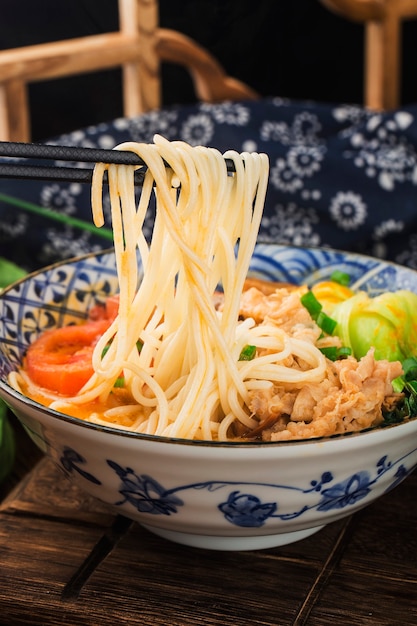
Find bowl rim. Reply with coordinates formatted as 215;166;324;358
2;239;415;296
1;243;417;449
2;376;416;448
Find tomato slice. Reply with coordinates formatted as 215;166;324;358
25;319;110;395
104;294;120;322
88;294;120;322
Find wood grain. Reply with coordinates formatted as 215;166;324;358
318;0;417;109
0;0;258;142
1;442;416;626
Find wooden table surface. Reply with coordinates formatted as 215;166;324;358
1;415;417;626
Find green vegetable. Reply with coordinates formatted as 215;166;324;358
319;346;352;361
239;345;257;361
391;357;417;394
300;290;323;318
311;282;417;424
300;290;338;336
383;363;417;424
312;280;355;314
331;290;417;362
330;270;351;286
316;311;337;335
0;192;113;241
403;356;417;381
104;340;143;388
0;257;26;290
0;257;25;483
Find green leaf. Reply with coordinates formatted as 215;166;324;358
0;257;26;289
402;356;417;381
0;192;113;241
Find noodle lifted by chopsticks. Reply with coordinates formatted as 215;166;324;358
49;135;327;440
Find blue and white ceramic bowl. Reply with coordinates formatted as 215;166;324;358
1;244;417;551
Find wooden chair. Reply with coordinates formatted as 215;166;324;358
0;0;258;142
319;0;417;110
1;0;417;142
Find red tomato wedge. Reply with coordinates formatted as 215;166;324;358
88;294;120;323
25;319;110;395
104;294;120;322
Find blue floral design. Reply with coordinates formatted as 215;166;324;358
107;460;183;515
385;464;410;492
218;491;277;527
106;451;417;528
60;447;102;485
307;471;333;492
317;471;371;511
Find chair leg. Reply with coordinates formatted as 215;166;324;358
0;80;31;143
119;0;161;116
365;15;401;109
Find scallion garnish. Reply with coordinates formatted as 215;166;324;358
337;346;352;358
316;311;338;335
330;270;351;286
300;289;337;335
319;346;352;361
300;290;323;318
239;345;257;361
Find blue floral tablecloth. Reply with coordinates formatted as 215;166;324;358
2;97;417;271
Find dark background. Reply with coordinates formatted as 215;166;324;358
1;0;417;141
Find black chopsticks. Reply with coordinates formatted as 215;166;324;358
0;162;147;185
0;141;147;185
0;141;149;164
0;141;236;185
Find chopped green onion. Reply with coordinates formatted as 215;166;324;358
316;311;337;335
239;345;257;361
103;339;142;359
319;346;352;361
319;346;337;360
301;289;338;335
330;270;351;286
337;346;352;358
113;377;125;388
300;290;323;318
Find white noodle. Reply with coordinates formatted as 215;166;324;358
15;135;343;441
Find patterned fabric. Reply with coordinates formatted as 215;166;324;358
1;97;417;271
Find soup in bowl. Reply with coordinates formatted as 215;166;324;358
0;244;416;551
